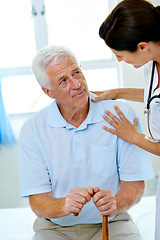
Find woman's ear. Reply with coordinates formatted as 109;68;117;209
137;42;149;52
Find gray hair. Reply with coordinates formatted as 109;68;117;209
31;45;79;89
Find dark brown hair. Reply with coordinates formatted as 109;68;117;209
99;0;160;52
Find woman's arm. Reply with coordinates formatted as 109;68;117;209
92;88;144;103
103;106;160;156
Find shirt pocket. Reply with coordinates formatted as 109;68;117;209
91;143;117;178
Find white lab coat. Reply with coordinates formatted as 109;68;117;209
144;61;160;240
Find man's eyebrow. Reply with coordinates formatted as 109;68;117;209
72;67;80;72
57;67;81;82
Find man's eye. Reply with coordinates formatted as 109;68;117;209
74;70;82;76
60;79;66;84
59;79;67;87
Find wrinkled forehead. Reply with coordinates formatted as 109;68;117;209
46;56;80;82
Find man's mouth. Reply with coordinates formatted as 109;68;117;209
72;90;84;98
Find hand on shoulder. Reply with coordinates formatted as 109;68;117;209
91;89;119;102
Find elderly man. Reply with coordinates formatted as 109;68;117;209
19;45;154;240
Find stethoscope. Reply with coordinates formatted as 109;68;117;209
144;61;160;142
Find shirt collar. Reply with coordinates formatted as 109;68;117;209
47;92;104;129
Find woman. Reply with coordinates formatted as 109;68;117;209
92;0;160;239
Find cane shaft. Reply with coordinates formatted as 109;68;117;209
102;216;109;240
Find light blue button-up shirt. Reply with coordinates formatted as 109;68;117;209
19;93;154;226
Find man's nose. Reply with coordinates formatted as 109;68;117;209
69;77;81;88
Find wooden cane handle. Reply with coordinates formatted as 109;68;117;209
73;213;79;216
102;216;109;240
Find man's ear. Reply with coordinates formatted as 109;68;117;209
42;86;54;98
137;42;149;52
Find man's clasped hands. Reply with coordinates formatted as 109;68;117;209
65;186;117;217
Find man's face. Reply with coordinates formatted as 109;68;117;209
43;57;89;112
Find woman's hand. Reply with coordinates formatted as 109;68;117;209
103;105;139;144
91;89;119;102
91;88;144;103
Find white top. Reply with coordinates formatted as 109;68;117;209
144;62;160;240
144;61;160;139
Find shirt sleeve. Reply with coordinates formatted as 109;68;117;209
19;119;52;198
116;102;154;181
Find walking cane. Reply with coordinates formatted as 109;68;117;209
102;216;109;240
73;190;109;239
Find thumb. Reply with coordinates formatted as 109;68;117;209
85;186;94;197
93;187;100;194
92;93;107;102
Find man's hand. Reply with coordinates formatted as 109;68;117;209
92;187;117;217
64;186;94;216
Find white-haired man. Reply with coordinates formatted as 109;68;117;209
19;45;154;240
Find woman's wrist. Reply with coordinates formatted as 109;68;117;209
131;131;144;146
